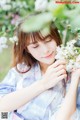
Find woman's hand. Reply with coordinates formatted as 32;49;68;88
41;60;67;90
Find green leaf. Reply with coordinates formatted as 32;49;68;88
52;4;66;18
21;12;53;32
2;26;6;32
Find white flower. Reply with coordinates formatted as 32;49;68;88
0;0;11;10
0;37;7;44
1;4;11;11
67;39;76;46
0;37;8;53
9;36;18;43
55;46;65;60
55;46;70;60
76;55;80;62
55;39;80;72
66;63;75;72
66;64;73;72
0;0;7;5
74;62;80;68
35;0;48;12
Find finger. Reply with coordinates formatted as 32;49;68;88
56;69;66;76
57;74;67;82
53;64;66;72
48;60;66;69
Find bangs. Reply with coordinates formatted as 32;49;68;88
26;31;53;46
25;25;62;46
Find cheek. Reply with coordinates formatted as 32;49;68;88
50;41;57;50
28;48;40;59
31;51;39;58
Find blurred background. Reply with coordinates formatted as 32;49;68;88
0;0;80;81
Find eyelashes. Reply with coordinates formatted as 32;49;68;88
32;45;39;48
32;39;52;48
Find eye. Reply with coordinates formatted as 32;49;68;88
32;45;39;48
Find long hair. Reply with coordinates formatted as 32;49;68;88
12;16;62;73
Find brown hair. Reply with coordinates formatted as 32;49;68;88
12;17;62;73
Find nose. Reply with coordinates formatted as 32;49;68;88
41;44;49;54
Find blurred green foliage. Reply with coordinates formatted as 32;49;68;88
0;43;12;81
0;0;80;81
0;0;35;38
0;1;80;43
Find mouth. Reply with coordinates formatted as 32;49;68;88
43;52;54;58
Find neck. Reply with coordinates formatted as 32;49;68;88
39;62;49;74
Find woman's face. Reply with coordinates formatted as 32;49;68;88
27;37;57;65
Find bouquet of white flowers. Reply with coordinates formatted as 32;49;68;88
0;37;8;53
55;39;80;72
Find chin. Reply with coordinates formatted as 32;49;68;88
44;59;55;65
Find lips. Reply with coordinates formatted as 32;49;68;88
43;52;53;58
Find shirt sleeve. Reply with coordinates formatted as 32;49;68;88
71;109;80;120
0;68;17;97
71;86;80;120
50;80;80;120
66;75;80;120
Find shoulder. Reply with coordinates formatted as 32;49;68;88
1;67;19;84
15;62;39;76
2;62;39;83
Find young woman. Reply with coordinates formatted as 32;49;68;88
0;12;80;120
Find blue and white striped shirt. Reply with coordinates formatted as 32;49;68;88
0;63;80;120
